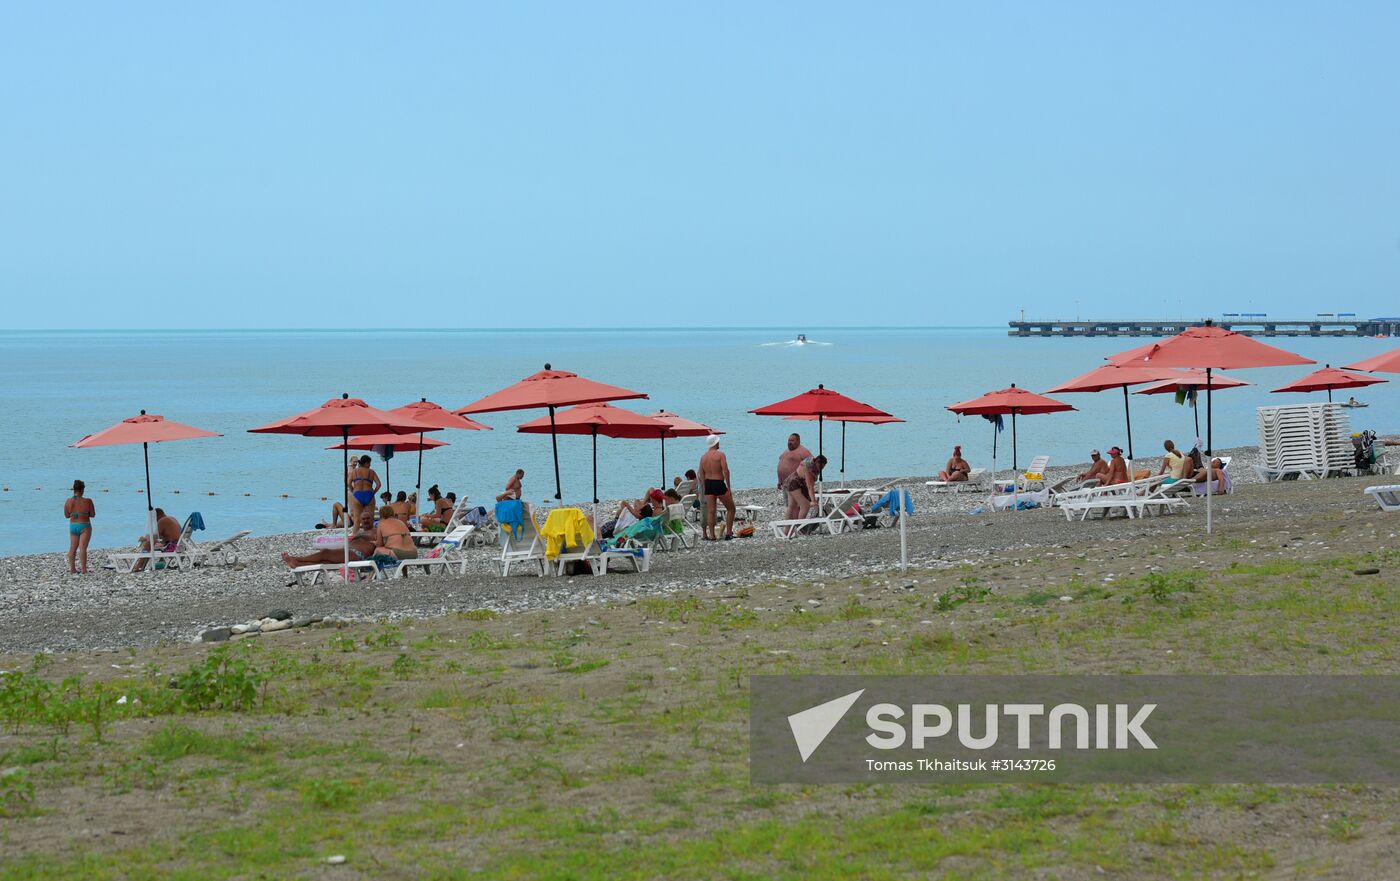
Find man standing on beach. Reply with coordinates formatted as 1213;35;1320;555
777;433;811;496
699;435;736;541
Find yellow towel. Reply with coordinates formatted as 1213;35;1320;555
540;507;595;559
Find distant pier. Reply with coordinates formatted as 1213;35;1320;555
1008;317;1400;338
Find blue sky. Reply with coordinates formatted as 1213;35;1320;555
3;2;1397;329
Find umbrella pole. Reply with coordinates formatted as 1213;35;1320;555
1327;386;1333;403
990;418;998;513
143;441;155;563
660;433;666;488
1123;385;1136;496
416;432;424;516
592;426;599;505
1206;370;1213;535
1012;411;1018;473
549;405;562;501
1193;394;1200;438
342;429;350;574
818;414;824;458
837;421;847;487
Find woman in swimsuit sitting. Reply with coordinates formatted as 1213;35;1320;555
372;506;418;561
784;455;828;521
281;510;379;569
938;446;971;482
64;479;95;574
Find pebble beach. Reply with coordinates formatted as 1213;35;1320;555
2;444;1382;655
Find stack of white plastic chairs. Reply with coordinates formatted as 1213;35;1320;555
1255;402;1354;481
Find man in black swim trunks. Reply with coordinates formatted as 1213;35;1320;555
697;435;737;540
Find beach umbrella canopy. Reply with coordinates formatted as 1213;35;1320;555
388;398;492;513
249;394;427;572
1342;348;1400;374
751;385;892;456
785;413;904;483
1272;365;1387;402
947;385;1073;473
1045;364;1185;461
457;365;648;500
1106;321;1313;534
648;411;723;488
329;433;450;499
517;403;669;503
72;411;222;556
1134;371;1251;438
328;434;449;451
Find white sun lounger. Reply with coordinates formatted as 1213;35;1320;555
496;508;547;577
289;559;378;586
188;530;252;566
108;516;198;573
1365;485;1400;512
926;468;988;493
1016;456;1051;492
392;525;477;577
1056;475;1188;521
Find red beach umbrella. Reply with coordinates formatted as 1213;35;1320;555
516;403;669;503
388;398;492;510
1272;365;1387;403
72;411;222;556
784;413;904;484
457;364;648;500
1341;348;1400;374
1106;321;1314;453
1045;364;1185;462
947;385;1073;474
648;410;723;488
751;385;892;456
329;433;451;499
1107;321;1313;533
250;394;427;572
1134;370;1251;439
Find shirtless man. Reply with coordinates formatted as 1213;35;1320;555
346;456;381;523
496;469;524;502
698;435;737;540
133;508;183;572
282;510;378;569
1104;447;1129;485
1078;450;1109;483
777;434;812;494
372;506;417;560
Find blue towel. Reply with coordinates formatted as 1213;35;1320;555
495;499;524;538
870;489;914;515
187;512;206;533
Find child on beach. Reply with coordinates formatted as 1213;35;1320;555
64;479;95;574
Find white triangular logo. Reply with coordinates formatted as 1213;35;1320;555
787;689;865;762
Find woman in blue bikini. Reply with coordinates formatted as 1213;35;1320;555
346;455;381;523
64;479;95;574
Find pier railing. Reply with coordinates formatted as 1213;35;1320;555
1008;319;1399;338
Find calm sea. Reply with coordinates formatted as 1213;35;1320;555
2;327;1394;558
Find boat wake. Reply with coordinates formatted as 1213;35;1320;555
761;334;833;348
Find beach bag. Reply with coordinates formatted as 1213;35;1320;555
736;522;754;538
600;518;618;539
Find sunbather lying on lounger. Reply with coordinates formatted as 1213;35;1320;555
1194;457;1228;494
281;510;379;569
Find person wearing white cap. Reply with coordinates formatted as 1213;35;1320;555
697;435;737;540
1078;450;1109;483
